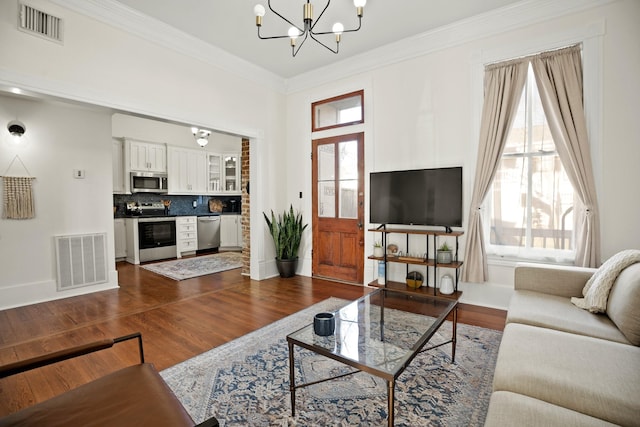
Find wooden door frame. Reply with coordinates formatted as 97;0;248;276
311;132;365;283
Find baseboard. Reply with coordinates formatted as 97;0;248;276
0;270;120;310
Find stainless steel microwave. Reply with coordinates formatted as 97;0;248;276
130;172;168;193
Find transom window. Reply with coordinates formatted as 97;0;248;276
312;90;364;132
484;64;576;262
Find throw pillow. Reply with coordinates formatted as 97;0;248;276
571;249;640;313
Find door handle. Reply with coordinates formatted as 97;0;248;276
357;222;363;230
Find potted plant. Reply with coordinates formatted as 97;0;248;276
373;241;384;258
437;241;453;264
263;205;308;278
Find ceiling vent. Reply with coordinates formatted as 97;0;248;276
18;2;63;43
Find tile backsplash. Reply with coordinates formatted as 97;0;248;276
113;193;241;217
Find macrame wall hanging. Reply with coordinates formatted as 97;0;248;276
2;155;36;219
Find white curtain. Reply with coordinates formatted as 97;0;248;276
531;45;601;267
462;59;528;282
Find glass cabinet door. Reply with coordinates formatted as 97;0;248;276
223;155;238;192
208;153;222;192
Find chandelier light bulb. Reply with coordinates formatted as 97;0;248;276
288;26;300;39
353;0;366;7
253;4;265;17
332;22;344;34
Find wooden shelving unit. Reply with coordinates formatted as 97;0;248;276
369;226;464;298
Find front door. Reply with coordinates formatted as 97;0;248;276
312;133;364;283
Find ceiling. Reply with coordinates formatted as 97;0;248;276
114;0;523;79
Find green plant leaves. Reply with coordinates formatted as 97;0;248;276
263;205;308;260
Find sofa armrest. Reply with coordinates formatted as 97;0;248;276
514;263;596;297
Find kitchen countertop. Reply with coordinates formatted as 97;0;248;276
115;212;241;219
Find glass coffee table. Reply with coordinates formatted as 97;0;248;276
287;288;458;426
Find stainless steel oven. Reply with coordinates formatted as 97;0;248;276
137;217;176;262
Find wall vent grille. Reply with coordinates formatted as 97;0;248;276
19;3;64;43
55;233;108;291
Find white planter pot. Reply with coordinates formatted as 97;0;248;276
373;246;384;258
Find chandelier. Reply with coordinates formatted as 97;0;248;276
253;0;367;57
191;127;211;147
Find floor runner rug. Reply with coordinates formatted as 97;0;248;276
162;297;502;426
142;252;242;280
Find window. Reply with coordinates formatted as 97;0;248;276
312;90;363;132
485;64;575;262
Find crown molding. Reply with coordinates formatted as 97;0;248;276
50;0;615;95
50;0;287;93
285;0;616;93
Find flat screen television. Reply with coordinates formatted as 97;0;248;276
369;166;462;231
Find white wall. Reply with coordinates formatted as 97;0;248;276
1;0;638;310
0;95;117;308
0;0;287;306
285;1;640;308
112;114;241;152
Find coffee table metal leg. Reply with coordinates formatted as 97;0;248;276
388;379;395;426
452;306;458;363
288;341;296;417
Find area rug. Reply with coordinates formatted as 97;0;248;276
142;252;242;280
161;297;502;426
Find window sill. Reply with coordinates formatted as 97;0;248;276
487;254;574;268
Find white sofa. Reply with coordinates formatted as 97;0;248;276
484;262;640;426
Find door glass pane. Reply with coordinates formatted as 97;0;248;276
339;180;358;219
339;141;358;180
318;144;335;181
318;182;336;217
318;144;336;218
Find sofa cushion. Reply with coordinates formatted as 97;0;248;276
484;391;618;427
506;290;630;344
607;262;640;345
493;323;640;427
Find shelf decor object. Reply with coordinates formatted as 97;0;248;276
406;271;423;289
368;225;464;299
440;274;454;295
253;0;366;57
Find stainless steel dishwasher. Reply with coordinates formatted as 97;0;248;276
197;215;221;251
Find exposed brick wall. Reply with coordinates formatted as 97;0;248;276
241;138;250;275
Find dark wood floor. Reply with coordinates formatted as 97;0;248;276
0;259;506;416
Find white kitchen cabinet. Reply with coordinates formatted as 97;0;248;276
114;218;127;259
176;216;197;257
168;147;207;194
207;152;241;195
207;153;222;193
127;139;167;173
220;214;242;249
223;154;240;193
112;139;125;193
124;218;139;265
